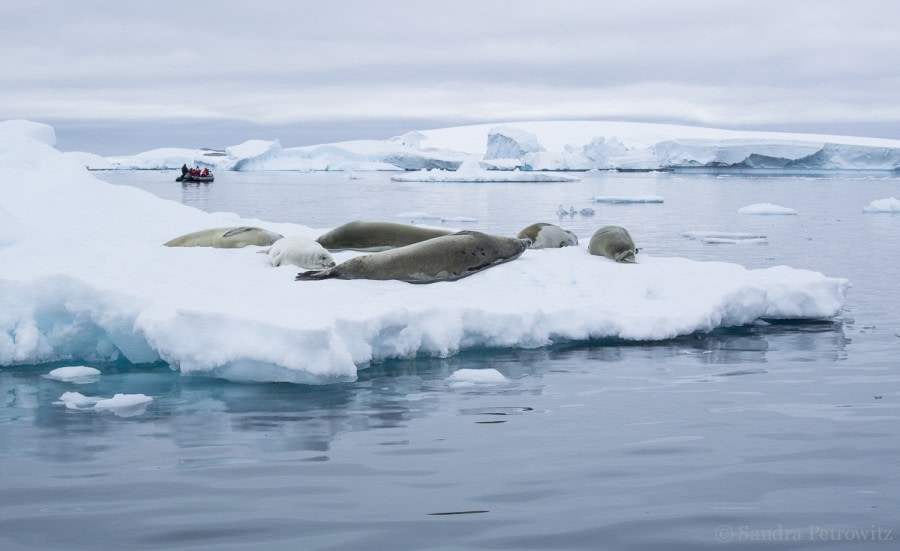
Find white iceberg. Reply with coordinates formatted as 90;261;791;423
0;121;851;384
81;120;900;173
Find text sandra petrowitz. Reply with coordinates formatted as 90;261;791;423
716;524;894;543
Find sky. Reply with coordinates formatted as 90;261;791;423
2;0;900;154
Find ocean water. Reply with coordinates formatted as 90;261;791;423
2;170;898;550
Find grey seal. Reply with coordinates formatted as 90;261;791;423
516;223;578;249
164;226;283;248
296;231;529;284
588;226;637;263
260;236;336;269
316;220;454;252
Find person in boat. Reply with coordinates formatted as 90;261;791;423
181;164;188;177
201;167;210;177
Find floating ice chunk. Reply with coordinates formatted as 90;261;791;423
702;237;769;245
862;197;900;213
593;195;664;204
447;368;508;388
395;211;442;220
391;163;577;182
579;208;596;216
46;366;101;383
57;391;100;409
682;231;767;240
56;392;152;417
94;393;153;410
737;203;797;215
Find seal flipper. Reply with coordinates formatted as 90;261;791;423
295;270;335;281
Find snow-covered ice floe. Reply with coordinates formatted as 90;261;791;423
1;120;851;384
71;120;900;173
862;197;900;213
737;203;798;215
594;195;665;204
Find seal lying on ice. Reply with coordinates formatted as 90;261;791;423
516;223;578;249
315;220;454;252
164;227;283;248
296;231;529;284
588;225;637;263
260;236;335;269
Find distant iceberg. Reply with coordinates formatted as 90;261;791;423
73;120;900;173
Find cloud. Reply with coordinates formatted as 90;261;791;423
2;0;899;142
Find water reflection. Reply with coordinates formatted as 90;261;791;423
0;317;851;463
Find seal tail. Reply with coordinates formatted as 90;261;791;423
295;269;335;281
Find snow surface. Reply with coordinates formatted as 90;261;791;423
1;121;851;384
862;197;900;213
737;203;798;215
74;121;900;173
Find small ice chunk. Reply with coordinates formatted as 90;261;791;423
737;203;797;215
593;195;664;204
93;393;153;410
395;211;441;219
862;197;900;213
447;368;508;388
57;391;101;409
46;366;101;383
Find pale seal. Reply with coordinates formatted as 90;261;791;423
296;231;529;284
164;227;283;248
315;221;454;252
516;223;578;249
260;236;336;269
588;225;637;263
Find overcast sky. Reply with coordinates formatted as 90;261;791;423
2;0;899;153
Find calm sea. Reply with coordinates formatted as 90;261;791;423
1;169;898;550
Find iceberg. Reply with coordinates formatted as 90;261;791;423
0;121;851;384
78;120;900;173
